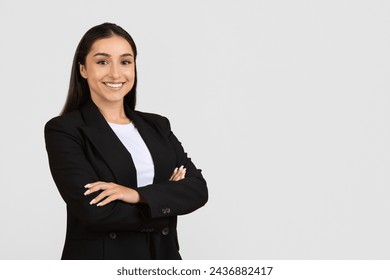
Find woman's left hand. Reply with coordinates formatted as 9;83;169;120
84;182;141;207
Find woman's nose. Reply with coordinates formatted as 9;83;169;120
109;63;120;79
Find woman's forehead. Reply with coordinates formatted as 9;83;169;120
89;35;134;56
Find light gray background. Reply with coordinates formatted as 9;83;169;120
1;0;389;259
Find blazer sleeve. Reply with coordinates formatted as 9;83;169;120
136;116;208;219
44;116;166;232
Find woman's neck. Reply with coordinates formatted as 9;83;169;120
93;99;131;124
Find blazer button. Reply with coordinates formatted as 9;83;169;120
162;227;170;236
141;228;155;233
162;208;171;214
109;232;117;239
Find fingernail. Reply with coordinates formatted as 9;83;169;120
89;199;95;205
96;203;102;207
84;190;90;195
84;184;90;189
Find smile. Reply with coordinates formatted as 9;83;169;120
104;82;124;89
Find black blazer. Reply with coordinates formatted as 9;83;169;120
44;100;208;260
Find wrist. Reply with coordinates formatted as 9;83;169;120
132;189;144;203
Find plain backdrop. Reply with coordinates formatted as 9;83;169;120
1;0;390;259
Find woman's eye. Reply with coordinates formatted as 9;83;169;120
122;60;132;65
97;60;108;65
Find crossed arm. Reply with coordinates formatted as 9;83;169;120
45;113;207;229
83;166;187;207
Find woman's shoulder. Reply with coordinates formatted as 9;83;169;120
134;110;170;124
133;110;172;131
134;110;167;121
45;110;84;132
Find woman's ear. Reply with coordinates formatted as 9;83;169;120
79;63;87;79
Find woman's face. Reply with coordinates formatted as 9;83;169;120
80;35;135;106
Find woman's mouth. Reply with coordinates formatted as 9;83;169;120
104;82;124;89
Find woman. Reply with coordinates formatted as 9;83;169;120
44;22;208;260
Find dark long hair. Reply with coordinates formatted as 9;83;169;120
61;23;138;115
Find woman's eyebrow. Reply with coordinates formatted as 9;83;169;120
121;53;133;57
93;52;110;57
93;52;133;57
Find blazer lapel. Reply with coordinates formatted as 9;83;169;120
126;108;174;184
80;101;138;188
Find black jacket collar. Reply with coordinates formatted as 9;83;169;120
79;100;168;187
80;100;138;187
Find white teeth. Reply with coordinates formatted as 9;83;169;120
105;82;123;88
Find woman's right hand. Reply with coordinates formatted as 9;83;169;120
169;165;186;181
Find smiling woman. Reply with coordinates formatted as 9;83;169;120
79;36;136;116
44;23;208;260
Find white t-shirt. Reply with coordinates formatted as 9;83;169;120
108;122;155;187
